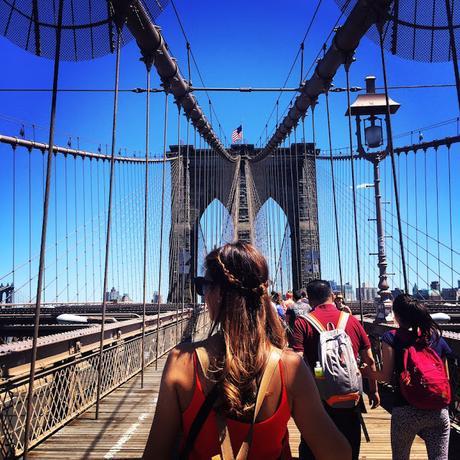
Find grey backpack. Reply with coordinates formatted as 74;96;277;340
302;311;362;408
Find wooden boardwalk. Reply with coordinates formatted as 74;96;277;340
30;356;428;460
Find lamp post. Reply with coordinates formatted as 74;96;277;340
346;76;400;322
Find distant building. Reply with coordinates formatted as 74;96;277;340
415;289;429;300
441;288;460;301
329;280;339;292
429;281;441;300
342;283;354;302
152;291;163;303
105;287;120;302
121;293;132;303
356;283;378;302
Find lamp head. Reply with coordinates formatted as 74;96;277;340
364;116;383;148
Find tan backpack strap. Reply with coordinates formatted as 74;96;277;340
216;347;282;460
195;346;210;378
337;311;350;331
302;313;325;333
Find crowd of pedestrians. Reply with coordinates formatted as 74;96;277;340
145;242;452;460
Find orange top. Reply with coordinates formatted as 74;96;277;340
181;352;292;460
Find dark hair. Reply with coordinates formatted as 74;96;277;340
204;242;286;418
306;280;332;306
392;294;441;343
293;289;306;302
271;291;280;304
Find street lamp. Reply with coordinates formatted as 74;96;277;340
346;76;400;322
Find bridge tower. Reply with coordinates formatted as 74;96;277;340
167;142;321;302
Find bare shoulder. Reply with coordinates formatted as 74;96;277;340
281;348;303;366
280;349;305;381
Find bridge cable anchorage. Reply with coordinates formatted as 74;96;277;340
344;53;364;324
23;0;64;456
96;22;122;421
155;92;169;370
325;86;344;292
376;19;408;293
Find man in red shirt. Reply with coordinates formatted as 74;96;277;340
289;280;380;460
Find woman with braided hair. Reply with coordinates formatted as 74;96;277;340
144;242;350;459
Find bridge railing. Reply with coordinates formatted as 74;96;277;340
0;308;209;458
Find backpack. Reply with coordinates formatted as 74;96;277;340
399;340;451;410
302;311;362;409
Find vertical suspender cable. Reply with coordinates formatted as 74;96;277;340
293;129;302;289
90;159;96;301
345;61;364;324
447;145;454;288
82;142;88;302
141;63;152;388
435;148;441;288
54;145;58;301
414;153;419;289
302;117;315;279
155;92;169;370
23;0;64;455
176;106;182;334
183;115;190;325
311;101;321;277
12;146;16;302
74;154;79;303
424;150;429;289
325;90;344;290
95;23;122;419
377;23;408;293
29;148;32;302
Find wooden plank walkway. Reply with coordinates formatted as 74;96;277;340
30;356;428;460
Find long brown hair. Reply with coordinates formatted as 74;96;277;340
204;242;286;418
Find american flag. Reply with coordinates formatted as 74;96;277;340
231;125;243;143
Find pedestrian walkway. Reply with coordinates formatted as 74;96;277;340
30;354;427;459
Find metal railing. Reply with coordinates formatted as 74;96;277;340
0;309;208;458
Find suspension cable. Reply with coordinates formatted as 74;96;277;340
377;21;408;293
95;24;122;419
23;0;64;456
155;92;169;369
344;59;364;324
325;89;344;290
141;62;152;388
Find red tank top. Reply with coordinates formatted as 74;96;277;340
181;352;292;459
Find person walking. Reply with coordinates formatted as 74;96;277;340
289;280;380;460
144;243;351;460
361;294;452;460
334;292;352;314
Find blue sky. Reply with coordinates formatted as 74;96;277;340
0;0;459;302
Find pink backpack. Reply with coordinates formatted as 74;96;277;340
399;342;451;410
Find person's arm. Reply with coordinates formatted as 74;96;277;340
289;317;306;358
287;353;352;460
359;347;380;409
361;342;394;383
143;348;184;459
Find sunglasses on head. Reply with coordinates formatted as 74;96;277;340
194;276;213;296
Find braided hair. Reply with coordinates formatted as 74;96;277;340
204;242;285;418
